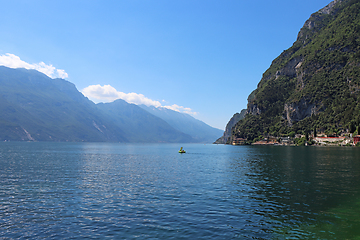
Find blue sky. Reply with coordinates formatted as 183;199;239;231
0;0;333;130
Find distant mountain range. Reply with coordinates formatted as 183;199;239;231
216;0;360;144
139;105;223;143
0;66;222;142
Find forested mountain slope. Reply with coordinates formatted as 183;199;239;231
228;0;360;142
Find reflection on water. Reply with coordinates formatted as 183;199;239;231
234;146;360;239
0;142;360;239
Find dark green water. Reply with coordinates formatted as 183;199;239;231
0;142;359;239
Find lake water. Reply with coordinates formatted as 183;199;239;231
1;142;360;239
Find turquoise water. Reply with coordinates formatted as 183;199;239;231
1;142;360;239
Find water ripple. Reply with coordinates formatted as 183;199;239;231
1;143;360;239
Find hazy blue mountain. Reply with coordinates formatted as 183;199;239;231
139;105;223;143
0;66;194;142
97;100;194;143
0;66;124;142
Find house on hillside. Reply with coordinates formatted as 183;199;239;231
280;137;292;145
252;136;278;145
354;135;360;145
313;136;345;145
232;138;247;145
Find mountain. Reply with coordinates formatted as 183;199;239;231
214;109;246;144
139;105;223;143
223;0;360;142
97;100;194;143
0;66;122;142
0;66;193;142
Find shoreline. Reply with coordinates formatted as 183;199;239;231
230;135;359;147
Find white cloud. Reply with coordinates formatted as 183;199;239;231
163;104;198;115
82;84;197;115
0;53;68;79
82;84;162;107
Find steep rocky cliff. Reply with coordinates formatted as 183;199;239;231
215;109;246;144
225;0;360;141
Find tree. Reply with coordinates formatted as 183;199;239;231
349;121;356;133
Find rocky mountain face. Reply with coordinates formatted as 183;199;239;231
224;0;360;141
0;66;219;143
214;109;246;144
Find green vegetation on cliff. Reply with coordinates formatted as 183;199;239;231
232;0;360;141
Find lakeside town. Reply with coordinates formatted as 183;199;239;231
232;134;360;146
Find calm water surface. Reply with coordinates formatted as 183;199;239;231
1;142;360;239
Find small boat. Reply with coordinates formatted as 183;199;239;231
179;147;186;153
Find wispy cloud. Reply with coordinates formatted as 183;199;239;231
82;84;162;107
0;53;68;79
82;84;197;115
163;104;197;115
